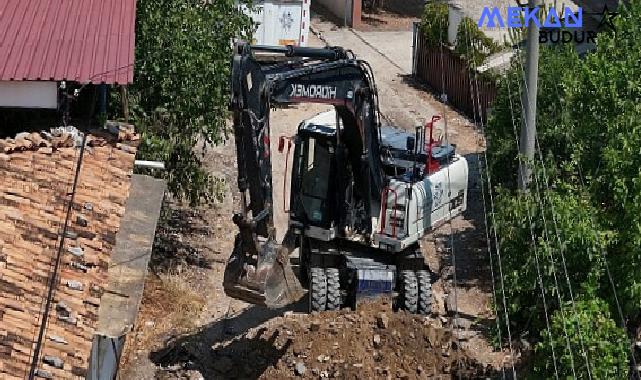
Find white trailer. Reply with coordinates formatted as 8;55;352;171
241;0;311;47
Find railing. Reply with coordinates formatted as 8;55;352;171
379;187;399;238
412;22;498;123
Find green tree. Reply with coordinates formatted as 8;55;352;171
485;0;641;374
129;0;253;205
535;298;629;379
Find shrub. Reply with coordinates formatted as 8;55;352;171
535;298;629;379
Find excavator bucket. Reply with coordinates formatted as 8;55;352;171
224;233;304;308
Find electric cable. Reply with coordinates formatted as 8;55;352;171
511;36;579;378
462;13;518;379
437;13;462;379
28;87;97;379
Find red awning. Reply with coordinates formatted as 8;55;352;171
0;0;136;84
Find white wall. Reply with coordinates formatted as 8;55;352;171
316;0;353;26
0;81;57;109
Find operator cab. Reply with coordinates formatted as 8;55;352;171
288;109;372;239
290;113;338;232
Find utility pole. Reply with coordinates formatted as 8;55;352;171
518;0;541;190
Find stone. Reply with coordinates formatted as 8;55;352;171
294;362;306;376
67;246;84;257
373;334;382;348
66;280;83;291
48;335;68;345
76;215;88;227
377;313;389;329
310;322;321;332
43;355;64;369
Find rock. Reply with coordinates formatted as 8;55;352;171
294;362;306;376
320;370;329;378
43;356;63;369
353;363;363;368
377;313;389;329
213;356;234;373
373;334;382;348
417;365;424;374
186;370;205;380
454;317;473;329
310;322;321;332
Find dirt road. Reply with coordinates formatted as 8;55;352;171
119;16;510;380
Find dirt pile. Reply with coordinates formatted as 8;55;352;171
154;300;496;379
261;301;495;379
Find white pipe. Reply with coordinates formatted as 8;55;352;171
134;160;165;170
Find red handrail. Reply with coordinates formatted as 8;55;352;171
424;115;442;175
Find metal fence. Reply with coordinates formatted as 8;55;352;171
412;23;497;123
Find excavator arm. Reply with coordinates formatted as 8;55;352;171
225;42;385;307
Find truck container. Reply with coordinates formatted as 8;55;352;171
240;0;311;47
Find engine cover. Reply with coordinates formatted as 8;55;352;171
374;155;469;252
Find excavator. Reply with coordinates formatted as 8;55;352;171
224;42;469;314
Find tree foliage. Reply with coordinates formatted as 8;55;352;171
420;3;499;67
420;2;449;47
536;298;628;379
486;0;641;375
129;0;253;205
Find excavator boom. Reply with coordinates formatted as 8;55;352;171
225;42;385;307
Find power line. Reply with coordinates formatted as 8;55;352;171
462;16;518;379
502;40;561;380
28;132;89;379
461;17;508;380
28;87;97;379
512;41;578;378
437;15;462;379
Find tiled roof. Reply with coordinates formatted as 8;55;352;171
0;124;138;379
0;0;137;84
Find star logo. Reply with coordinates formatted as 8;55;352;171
587;5;619;32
